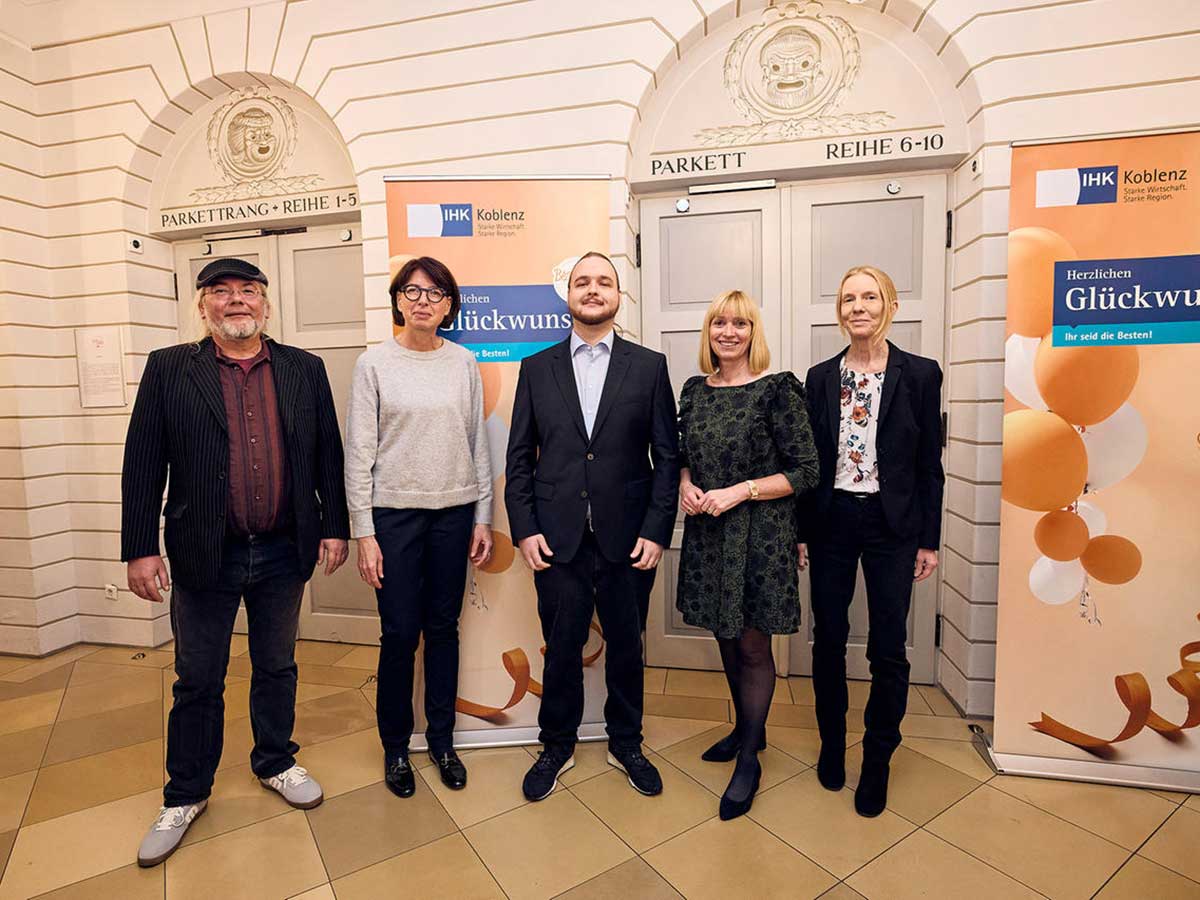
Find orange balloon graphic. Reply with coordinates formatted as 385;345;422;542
1034;339;1139;426
479;530;515;574
1080;535;1142;585
479;363;503;420
1034;510;1090;561
1007;227;1076;338
1001;409;1088;511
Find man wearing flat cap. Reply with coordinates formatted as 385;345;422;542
121;259;350;867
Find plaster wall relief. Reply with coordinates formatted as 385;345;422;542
632;1;968;189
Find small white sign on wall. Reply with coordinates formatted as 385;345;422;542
74;326;126;408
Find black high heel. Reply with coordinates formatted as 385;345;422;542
718;757;762;820
701;729;768;763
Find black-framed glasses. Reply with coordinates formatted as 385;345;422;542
399;285;448;303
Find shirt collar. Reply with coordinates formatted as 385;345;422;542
213;338;271;367
570;329;614;357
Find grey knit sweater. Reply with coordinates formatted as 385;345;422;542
344;338;493;538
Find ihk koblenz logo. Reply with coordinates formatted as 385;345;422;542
407;203;473;237
1036;166;1119;207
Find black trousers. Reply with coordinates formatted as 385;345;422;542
165;531;305;806
372;504;474;758
533;529;644;753
809;491;918;764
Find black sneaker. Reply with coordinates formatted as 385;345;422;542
429;749;468;790
522;748;574;801
384;756;415;798
607;746;663;796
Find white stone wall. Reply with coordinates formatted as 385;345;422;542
0;0;1197;718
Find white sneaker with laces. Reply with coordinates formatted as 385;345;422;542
137;800;207;867
259;764;324;809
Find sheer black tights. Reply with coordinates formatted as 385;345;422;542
717;627;774;801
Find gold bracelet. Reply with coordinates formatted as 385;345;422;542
745;479;760;500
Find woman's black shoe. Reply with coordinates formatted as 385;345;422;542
700;729;768;763
855;759;890;817
816;745;845;791
718;757;762;821
429;750;468;790
384;756;416;798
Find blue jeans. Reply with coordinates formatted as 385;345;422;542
163;531;306;806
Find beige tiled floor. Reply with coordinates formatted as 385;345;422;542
0;642;1197;899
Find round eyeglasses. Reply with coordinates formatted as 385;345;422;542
399;285;448;304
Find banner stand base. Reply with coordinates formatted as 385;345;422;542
978;732;1200;794
411;722;610;753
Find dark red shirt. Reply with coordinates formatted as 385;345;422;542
214;342;289;535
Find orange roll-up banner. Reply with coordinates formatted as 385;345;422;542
991;132;1200;791
384;176;611;748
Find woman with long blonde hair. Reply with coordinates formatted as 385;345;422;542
675;290;818;820
798;265;945;818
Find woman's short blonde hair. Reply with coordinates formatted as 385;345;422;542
191;283;271;341
698;290;770;375
835;265;898;347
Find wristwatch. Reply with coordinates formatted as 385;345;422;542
745;479;760;500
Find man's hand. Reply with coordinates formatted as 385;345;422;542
319;538;349;576
128;555;171;603
630;537;663;571
679;480;705;516
797;543;808;571
698;484;748;518
469;524;494;568
356;536;384;589
519;534;554;571
914;548;939;583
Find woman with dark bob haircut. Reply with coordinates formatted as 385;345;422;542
344;255;494;799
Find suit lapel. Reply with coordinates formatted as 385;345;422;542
186;338;228;433
877;341;905;427
589;333;630;441
550;338;589;441
268;339;299;438
824;349;847;445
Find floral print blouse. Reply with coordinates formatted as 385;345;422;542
834;362;886;492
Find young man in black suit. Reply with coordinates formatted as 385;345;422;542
505;252;679;800
122;259;350;865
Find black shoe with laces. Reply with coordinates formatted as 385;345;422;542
384;755;415;798
607;746;663;796
700;729;768;763
522;748;575;801
429;749;468;790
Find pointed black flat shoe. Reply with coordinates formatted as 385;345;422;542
718;758;762;821
700;729;768;763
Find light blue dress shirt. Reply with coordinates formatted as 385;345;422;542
570;329;613;438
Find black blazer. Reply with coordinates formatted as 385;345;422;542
800;341;945;550
505;333;680;564
121;336;350;589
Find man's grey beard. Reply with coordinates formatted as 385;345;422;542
213;317;263;340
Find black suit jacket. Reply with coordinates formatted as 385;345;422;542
505;333;680;564
800;341;945;550
121;336;350;589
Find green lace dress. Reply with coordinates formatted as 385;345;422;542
675;372;819;638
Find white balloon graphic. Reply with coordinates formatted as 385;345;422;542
1029;556;1085;605
485;415;509;481
1004;333;1047;410
1074;501;1107;539
1080;403;1147;491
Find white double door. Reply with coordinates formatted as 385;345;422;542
640;173;947;683
172;224;379;643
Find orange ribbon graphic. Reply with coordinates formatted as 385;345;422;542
1030;614;1200;750
454;621;605;722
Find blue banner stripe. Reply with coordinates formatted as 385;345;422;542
1052;322;1200;346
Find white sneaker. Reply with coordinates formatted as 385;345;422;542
137;801;207;867
259;765;324;809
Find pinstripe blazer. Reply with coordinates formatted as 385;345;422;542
121;336;350;589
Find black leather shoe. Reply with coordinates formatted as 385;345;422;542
429;750;468;790
607;747;663;796
384;756;415;798
816;745;845;791
855;759;890;817
700;729;768;763
719;757;761;821
523;748;575;801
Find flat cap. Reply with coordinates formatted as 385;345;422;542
195;258;269;289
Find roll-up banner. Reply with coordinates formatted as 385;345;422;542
991;132;1200;791
383;176;612;748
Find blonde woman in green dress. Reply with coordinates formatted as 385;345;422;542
676;290;819;820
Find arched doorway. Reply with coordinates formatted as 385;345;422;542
628;1;969;683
